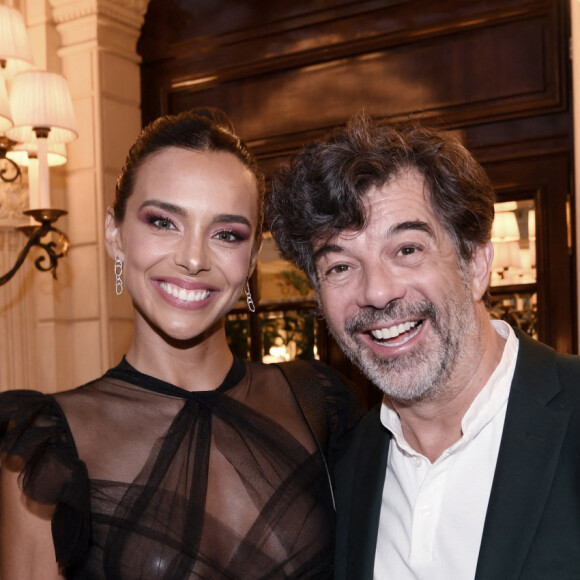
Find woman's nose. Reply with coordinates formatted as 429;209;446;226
173;233;210;274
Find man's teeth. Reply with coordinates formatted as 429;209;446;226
160;282;210;302
371;321;418;340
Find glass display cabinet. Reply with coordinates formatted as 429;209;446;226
489;199;538;339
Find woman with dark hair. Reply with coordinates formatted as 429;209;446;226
0;108;358;579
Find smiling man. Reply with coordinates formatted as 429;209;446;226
267;113;580;580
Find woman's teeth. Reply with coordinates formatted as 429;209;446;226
160;282;210;302
371;320;420;341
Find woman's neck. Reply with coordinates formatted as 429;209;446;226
125;319;235;391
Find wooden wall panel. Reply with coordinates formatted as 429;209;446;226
167;14;561;144
141;0;565;133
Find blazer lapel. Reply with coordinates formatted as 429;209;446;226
335;408;391;580
475;330;570;580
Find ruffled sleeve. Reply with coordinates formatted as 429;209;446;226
0;390;91;568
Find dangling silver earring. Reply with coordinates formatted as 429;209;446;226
243;279;255;312
114;257;124;296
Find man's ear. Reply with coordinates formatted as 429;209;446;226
471;241;494;301
105;208;124;261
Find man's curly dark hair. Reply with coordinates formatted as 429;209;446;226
266;112;495;288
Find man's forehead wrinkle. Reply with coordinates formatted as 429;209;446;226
392;220;436;238
313;226;363;257
313;242;345;263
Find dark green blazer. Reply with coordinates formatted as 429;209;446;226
334;329;580;579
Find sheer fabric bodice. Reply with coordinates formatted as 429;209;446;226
0;358;358;579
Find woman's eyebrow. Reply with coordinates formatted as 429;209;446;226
139;203;251;229
214;214;252;228
140;200;186;216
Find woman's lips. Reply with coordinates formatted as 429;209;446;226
159;281;211;303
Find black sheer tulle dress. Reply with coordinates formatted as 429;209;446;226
0;357;359;579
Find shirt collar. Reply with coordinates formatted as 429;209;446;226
380;320;519;459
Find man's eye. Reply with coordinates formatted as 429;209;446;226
400;246;417;256
328;264;349;275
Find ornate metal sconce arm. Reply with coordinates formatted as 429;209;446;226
0;137;22;183
0;209;69;286
0;155;21;183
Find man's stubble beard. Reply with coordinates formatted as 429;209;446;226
323;285;478;404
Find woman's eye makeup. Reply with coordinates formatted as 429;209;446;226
213;228;249;243
143;212;177;230
138;208;251;241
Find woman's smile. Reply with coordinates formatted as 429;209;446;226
158;281;211;303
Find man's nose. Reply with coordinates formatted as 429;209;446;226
356;261;406;310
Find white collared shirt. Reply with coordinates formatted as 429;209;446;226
374;320;519;580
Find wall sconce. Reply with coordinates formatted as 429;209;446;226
0;4;77;286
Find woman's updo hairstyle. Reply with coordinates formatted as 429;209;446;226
113;107;265;238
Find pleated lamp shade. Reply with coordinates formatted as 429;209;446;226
492;240;522;271
6;141;67;167
491;211;520;242
0;75;13;132
0;5;34;79
7;70;78;144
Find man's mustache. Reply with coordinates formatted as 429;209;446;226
344;300;437;336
